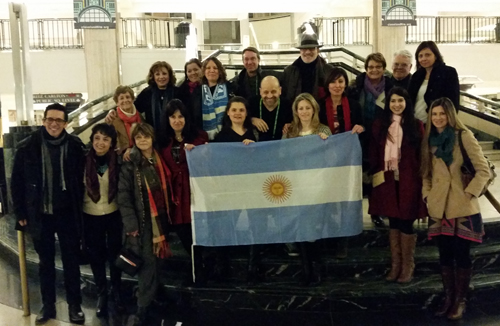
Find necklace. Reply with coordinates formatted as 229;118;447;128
259;98;281;139
175;134;183;142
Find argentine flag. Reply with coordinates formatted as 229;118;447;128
186;132;363;246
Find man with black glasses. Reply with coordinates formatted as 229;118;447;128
12;103;86;325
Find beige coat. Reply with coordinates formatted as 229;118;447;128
422;129;490;220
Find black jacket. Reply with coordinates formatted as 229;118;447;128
282;56;333;102
135;84;178;129
11;128;85;240
318;97;363;133
348;72;394;125
231;67;283;100
408;63;460;111
390;73;412;90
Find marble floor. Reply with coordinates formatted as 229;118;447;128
0;161;499;325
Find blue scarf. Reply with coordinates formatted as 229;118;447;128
201;83;228;140
429;126;455;166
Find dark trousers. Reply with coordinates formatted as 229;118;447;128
84;211;122;295
388;217;415;235
32;209;82;306
437;235;472;269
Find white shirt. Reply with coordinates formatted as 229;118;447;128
414;80;429;123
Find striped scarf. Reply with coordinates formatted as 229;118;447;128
201;83;228;140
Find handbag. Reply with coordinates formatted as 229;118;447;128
458;131;497;197
114;236;144;277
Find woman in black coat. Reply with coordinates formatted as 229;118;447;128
134;61;178;133
408;41;460;123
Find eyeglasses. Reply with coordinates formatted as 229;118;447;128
43;118;67;125
367;65;384;70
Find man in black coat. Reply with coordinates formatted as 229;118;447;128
390;49;413;90
282;32;333;102
249;75;293;141
12;103;86;325
232;47;282;100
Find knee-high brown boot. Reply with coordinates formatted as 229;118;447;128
447;268;472;320
386;229;401;281
434;266;455;317
397;233;417;283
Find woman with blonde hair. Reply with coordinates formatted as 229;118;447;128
283;93;331;286
421;97;490;320
283;93;331;140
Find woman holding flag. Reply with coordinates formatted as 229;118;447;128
283;93;331;286
118;123;173;326
369;87;426;284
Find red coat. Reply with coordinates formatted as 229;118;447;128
368;119;427;220
160;131;209;225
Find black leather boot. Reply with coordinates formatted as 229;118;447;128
133;306;148;326
68;304;85;324
96;293;108;317
35;305;56;325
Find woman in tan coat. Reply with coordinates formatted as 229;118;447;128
421;97;490;321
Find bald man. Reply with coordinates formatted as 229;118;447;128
249;76;292;141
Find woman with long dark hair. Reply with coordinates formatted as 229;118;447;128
369;87;427;284
159;99;208;284
421;98;489;320
83;123;123;317
408;41;460;123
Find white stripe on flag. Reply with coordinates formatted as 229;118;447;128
191;165;362;212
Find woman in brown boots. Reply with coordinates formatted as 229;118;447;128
421;98;490;320
369;87;427;283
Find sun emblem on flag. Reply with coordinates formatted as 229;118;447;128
263;175;292;204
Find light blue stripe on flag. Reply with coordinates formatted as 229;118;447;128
186;132;363;246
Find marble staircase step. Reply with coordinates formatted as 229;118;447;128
163;238;500;280
155;267;500;313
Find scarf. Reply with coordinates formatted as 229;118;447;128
150;86;174;132
41;128;68;214
384;115;403;171
325;96;352;133
143;150;173;259
363;74;385;99
85;148;118;204
188;81;199;94
201;83;228;139
117;105;141;147
429;126;455;166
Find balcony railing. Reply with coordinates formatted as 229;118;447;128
406;16;500;44
1;16;500;51
315;17;371;46
0;18;83;50
121;17;184;48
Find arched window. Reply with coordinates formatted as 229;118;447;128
79;7;110;23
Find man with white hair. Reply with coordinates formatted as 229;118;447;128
391;49;413;90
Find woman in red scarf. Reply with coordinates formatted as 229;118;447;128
319;68;364;135
369;87;426;283
118;123;173;325
112;85;143;157
319;68;364;259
